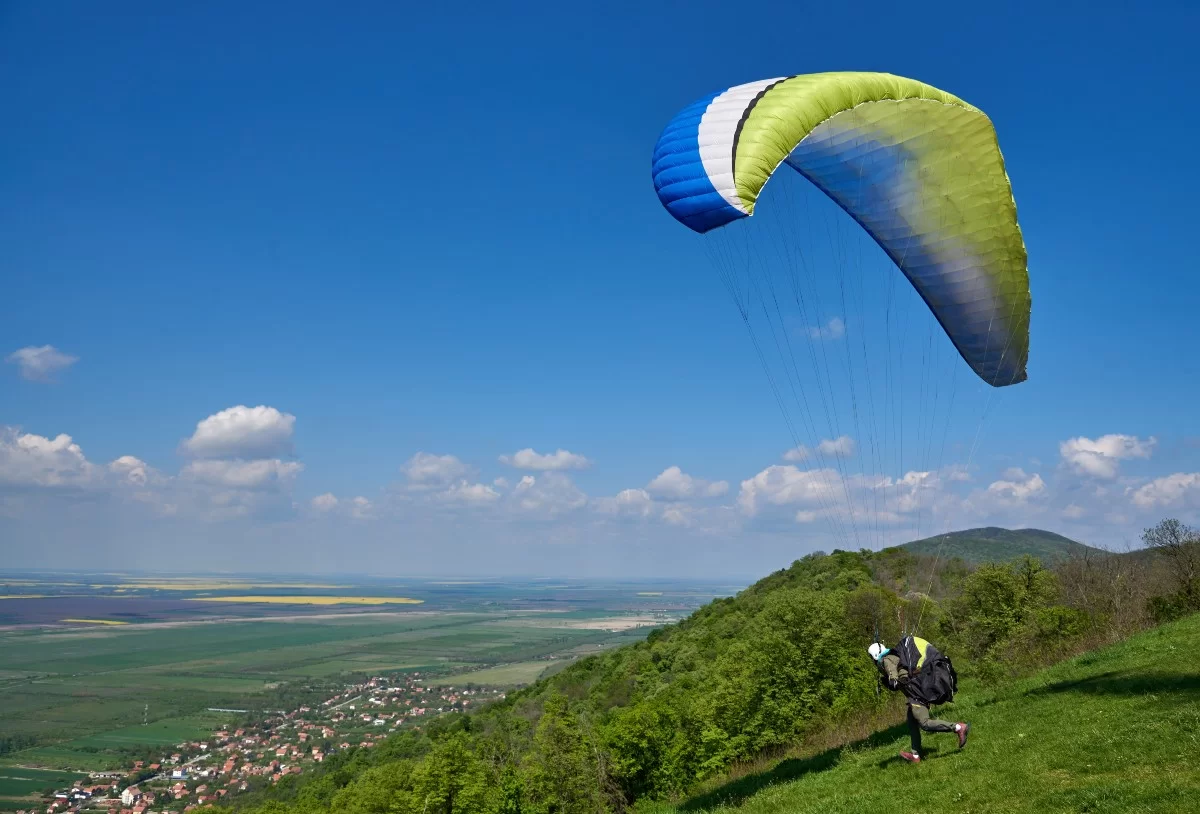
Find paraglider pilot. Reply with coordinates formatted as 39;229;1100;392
869;637;969;763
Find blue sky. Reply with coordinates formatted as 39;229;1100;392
2;1;1198;576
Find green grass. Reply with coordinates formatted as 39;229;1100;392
649;614;1200;814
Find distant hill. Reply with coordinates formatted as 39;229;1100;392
894;527;1102;565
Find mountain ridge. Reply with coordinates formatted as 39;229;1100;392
890;526;1102;565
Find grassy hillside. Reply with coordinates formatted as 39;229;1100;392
653;613;1200;814
897;527;1101;565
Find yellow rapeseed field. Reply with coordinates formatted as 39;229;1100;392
61;618;129;625
188;596;424;605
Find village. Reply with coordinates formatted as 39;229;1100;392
19;674;505;814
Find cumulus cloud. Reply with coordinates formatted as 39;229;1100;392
663;506;691;526
402;452;472;488
986;471;1046;502
312;493;339;512
440;480;501;506
349;496;373;519
738;465;839;516
183;405;296;459
0;429;97;488
594;488;654;518
1063;503;1085;519
6;345;78;382
499;448;591;471
311;492;373;519
182;458;303;489
109;455;152;487
1129;473;1200;509
646;466;728;500
805;317;845;341
510;472;587;514
783;436;856;462
1060;434;1156;479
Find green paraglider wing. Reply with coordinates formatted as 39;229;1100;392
652;72;1030;386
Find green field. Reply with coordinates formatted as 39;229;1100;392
0;746;125;772
437;660;553;686
0;608;666;770
651;614;1200;814
66;714;227;749
0;766;80;794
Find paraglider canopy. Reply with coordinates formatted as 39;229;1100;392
652;71;1030;388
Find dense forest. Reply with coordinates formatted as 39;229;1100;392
229;520;1200;814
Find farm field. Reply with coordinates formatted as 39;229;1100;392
0;573;733;776
0;766;81;810
436;660;556;686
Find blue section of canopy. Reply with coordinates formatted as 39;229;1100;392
784;118;1022;385
651;92;744;234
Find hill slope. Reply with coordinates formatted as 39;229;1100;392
896;527;1100;564
656;613;1200;814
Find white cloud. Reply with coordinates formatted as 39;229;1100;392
510;472;587;514
493;477;510;489
350;496;373;519
1129;473;1200;509
109;455;151;487
945;465;973;482
402;452;472;488
738;465;839;516
312;493;339;512
783;436;856;462
594;488;654;517
311;492;373;518
663;506;691;526
182;458;303;489
183;405;296;459
646;466;728;500
440;480;501;505
6;345;78;381
1062;503;1085;519
0;429;97;488
499;448;591;471
805;317;845;341
1060;434;1156;479
986;471;1046;502
889;470;948;514
820;436;855;456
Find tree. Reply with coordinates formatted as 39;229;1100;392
944;556;1058;666
1142;518;1200;611
411;733;496;814
523;693;605;814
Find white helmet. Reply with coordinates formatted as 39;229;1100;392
868;642;887;661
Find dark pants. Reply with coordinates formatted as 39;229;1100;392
907;703;955;754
